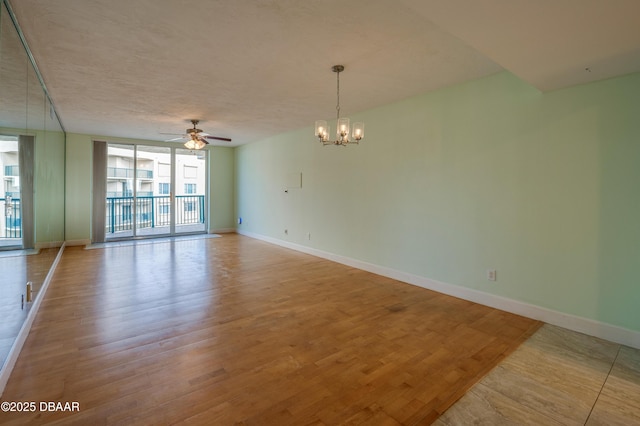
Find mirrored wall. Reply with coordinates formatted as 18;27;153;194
0;0;66;371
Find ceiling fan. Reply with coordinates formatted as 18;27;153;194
164;119;232;149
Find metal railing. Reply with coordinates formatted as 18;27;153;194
106;195;204;234
106;191;153;197
1;197;22;238
106;167;153;179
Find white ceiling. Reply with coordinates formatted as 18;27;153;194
8;0;640;146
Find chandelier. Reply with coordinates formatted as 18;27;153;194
315;65;364;146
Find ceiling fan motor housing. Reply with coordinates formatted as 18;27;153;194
188;119;202;134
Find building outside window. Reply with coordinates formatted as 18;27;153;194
184;165;197;179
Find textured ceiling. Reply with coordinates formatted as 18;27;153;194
405;0;640;92
7;0;640;146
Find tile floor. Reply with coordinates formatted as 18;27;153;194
435;324;640;425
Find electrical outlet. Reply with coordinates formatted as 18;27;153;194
486;269;497;281
307;232;311;240
284;229;288;235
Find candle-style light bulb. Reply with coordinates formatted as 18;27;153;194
352;122;364;141
315;120;328;139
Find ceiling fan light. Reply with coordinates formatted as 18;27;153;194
172;119;230;148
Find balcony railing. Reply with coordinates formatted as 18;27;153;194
1;197;21;238
106;191;153;197
106;195;204;234
107;167;153;179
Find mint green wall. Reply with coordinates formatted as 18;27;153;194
235;71;640;332
64;133;236;241
209;146;235;231
35;129;65;244
65;133;92;241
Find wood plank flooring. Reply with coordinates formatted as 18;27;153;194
0;234;540;425
436;324;640;425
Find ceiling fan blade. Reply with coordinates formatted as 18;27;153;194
159;132;184;136
165;137;187;142
204;135;232;142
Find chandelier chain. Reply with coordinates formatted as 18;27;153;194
336;70;341;120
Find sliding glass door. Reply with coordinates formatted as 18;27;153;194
175;148;206;234
136;145;172;237
105;143;207;240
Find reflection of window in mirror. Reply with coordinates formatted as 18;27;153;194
0;137;21;247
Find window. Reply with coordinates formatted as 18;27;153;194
102;143;208;239
159;182;170;195
184;165;197;179
184;183;196;194
158;162;171;177
122;182;132;197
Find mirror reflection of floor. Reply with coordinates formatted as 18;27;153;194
0;238;22;249
0;248;58;370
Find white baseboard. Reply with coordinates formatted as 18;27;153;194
34;241;64;250
65;238;91;247
238;230;640;350
0;242;66;397
210;228;236;234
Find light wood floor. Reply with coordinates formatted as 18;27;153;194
0;234;540;425
437;324;640;425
